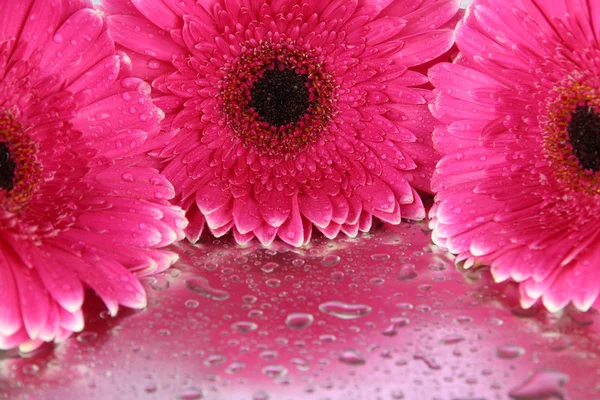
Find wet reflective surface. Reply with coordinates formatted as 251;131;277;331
1;221;599;399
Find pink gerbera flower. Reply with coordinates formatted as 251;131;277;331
103;0;461;246
0;0;187;352
430;0;600;312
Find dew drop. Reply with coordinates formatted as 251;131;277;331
22;364;40;375
184;276;230;300
261;262;279;273
509;369;569;400
440;334;465;345
262;364;288;379
176;388;204;400
285;312;314;329
398;263;417;280
496;345;526;359
231;321;258;334
321;254;341;267
318;301;372;320
338;349;366;366
77;332;98;343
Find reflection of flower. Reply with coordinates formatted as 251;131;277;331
104;0;461;246
0;2;187;351
430;0;600;312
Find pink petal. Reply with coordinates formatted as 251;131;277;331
0;248;22;337
185;205;206;243
233;195;263;234
298;191;333;229
39;9;106;84
277;195;304;247
107;14;186;61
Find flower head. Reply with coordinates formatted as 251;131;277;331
429;0;600;312
0;0;187;352
104;0;460;246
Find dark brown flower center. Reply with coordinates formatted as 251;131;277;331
0;142;16;191
248;67;310;127
567;105;600;172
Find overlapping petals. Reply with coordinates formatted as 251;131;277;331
104;0;461;247
430;0;600;312
0;0;187;351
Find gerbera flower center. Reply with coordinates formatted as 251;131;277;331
540;78;600;196
220;40;337;158
0;142;16;190
566;104;600;172
248;67;310;127
0;111;39;208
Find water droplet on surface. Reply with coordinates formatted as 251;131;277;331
339;349;366;366
454;315;473;324
318;301;372;320
285;312;314;329
144;383;158;393
185;299;200;308
225;362;245;374
252;390;270;400
371;253;390;261
77;332;98;343
398;263;417;280
291;358;310;371
262;364;288;379
261;262;279;273
391;389;405;399
321;254;341;267
177;388;204;400
231;321;258;334
265;278;281;288
146;275;170;291
440;334;465;345
496;345;526;359
22;364;40;375
509;369;569;400
330;271;344;280
242;295;257;304
185;276;230;300
203;354;226;367
413;353;441;370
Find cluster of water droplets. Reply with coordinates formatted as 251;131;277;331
1;223;597;400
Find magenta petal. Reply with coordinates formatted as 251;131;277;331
39;9;105;82
0;328;30;351
131;0;182;31
254;223;278;247
30;248;84;314
298;192;333;229
318;222;342;240
107;14;186;61
260;191;292;228
196;181;231;215
0;249;22;337
185;205;206;243
233;195;263;234
277;195;305;247
58;307;84;333
396;30;455;67
204;198;234;230
101;0;455;249
233;227;255;245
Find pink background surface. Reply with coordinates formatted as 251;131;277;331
1;221;599;399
